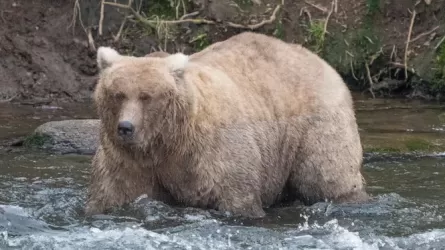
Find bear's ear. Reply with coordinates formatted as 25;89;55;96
165;53;189;79
97;47;122;70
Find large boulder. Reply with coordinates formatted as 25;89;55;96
28;119;100;155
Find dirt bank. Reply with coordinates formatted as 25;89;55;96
0;0;444;105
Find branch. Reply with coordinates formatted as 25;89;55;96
226;4;281;30
389;44;396;61
409;25;439;43
304;0;328;13
365;63;375;98
103;1;214;27
102;1;281;31
87;28;96;52
99;0;105;36
404;9;416;80
299;7;312;24
113;0;132;42
350;60;358;81
68;0;92;49
180;11;200;20
0;95;17;103
322;0;335;41
181;0;187;17
113;16;128;42
389;62;416;73
435;35;445;50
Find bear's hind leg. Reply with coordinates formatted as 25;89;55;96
217;190;266;218
287;112;369;205
207;130;268;218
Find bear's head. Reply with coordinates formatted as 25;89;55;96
94;47;191;149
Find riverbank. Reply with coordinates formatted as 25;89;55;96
0;0;444;105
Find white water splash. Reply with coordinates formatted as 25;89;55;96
1;216;445;250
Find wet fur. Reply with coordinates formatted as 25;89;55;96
85;32;369;218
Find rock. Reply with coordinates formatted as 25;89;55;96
29;119;100;155
0;205;52;236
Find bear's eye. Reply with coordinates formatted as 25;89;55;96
114;92;126;100
139;93;152;101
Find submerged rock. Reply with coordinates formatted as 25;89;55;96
27;119;100;155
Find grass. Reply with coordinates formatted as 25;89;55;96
306;20;325;54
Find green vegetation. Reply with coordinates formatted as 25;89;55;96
137;0;187;46
302;0;383;78
144;0;178;19
365;0;380;17
311;0;383;84
135;0;215;52
437;43;445;76
273;19;285;41
431;43;445;91
189;32;211;51
322;27;382;77
23;133;52;148
364;136;443;154
404;138;434;152
306;20;325;54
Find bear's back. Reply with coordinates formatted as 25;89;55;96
187;32;352;120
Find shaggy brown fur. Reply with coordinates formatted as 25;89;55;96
144;51;170;58
85;32;369;218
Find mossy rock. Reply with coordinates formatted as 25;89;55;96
27;119;100;155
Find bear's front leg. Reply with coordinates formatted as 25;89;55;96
84;146;155;216
85;146;122;215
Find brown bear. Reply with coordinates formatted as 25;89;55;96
85;32;369;218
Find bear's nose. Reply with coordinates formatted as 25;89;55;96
117;121;134;137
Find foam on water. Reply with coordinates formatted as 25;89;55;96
2;216;445;250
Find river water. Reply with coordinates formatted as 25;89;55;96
1;96;445;250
